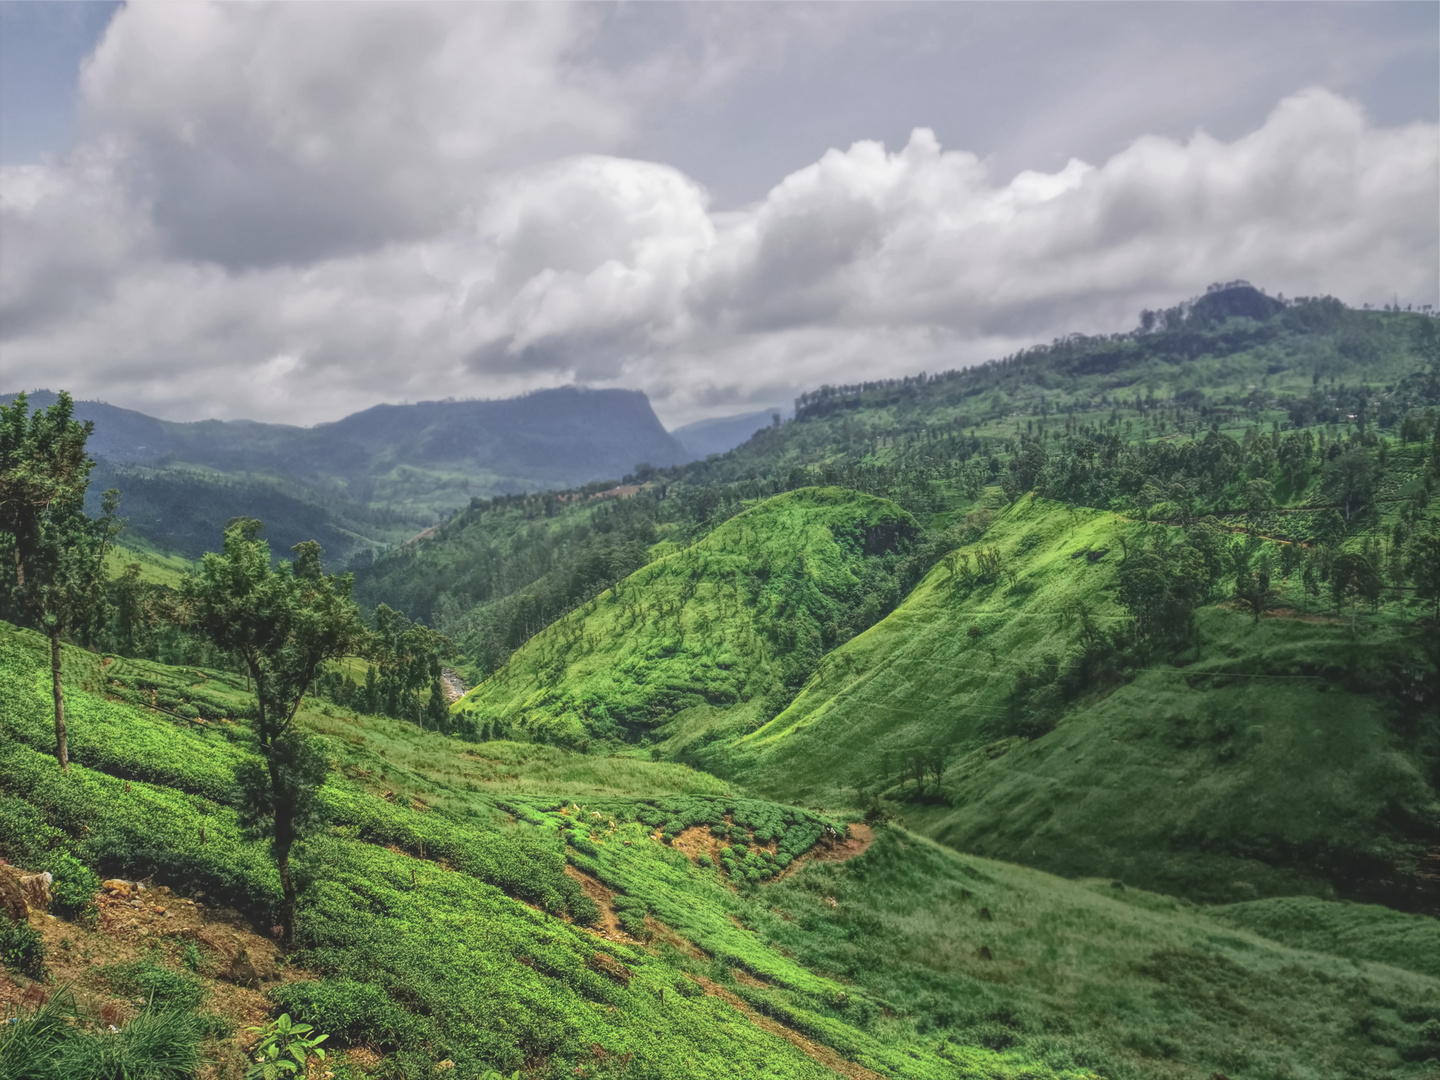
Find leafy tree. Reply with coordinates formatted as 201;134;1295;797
1118;542;1208;647
1242;479;1275;538
1232;548;1277;623
1322;448;1378;520
1330;550;1382;630
183;519;365;945
1406;532;1440;623
0;391;121;770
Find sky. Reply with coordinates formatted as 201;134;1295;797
0;2;1436;428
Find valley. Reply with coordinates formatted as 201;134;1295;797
3;286;1439;1079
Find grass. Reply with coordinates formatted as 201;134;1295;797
749;826;1440;1080
1211;896;1440;980
0;989;204;1080
702;496;1440;910
454;487;926;747
5;615;1440;1076
104;539;194;588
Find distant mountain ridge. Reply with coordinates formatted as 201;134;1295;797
670;407;789;459
1;386;689;504
0;386;693;562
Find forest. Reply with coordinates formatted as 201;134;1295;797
2;283;1438;1079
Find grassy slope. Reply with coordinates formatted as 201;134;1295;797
755;827;1440;1080
0;623;1086;1079
455;488;921;747
721;496;1440;909
6;623;1438;1077
104;538;194;587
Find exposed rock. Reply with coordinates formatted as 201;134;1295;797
0;867;29;922
18;872;53;912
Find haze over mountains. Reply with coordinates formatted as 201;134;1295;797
0;386;781;564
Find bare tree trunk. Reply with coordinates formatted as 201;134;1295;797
277;844;296;948
50;629;68;771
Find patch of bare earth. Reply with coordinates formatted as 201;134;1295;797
563;865;645;946
0;867;368;1079
773;823;875;883
688;974;886;1080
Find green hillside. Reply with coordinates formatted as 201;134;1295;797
718;496;1439;911
454;488;930;748
6;289;1440;1079
4;623;1439;1078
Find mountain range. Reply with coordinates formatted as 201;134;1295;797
1;386;776;564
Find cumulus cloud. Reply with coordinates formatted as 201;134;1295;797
76;2;628;267
0;2;1434;427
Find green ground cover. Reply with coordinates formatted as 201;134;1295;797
709;496;1438;909
454;488;930;747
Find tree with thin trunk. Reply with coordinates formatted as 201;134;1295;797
0;392;120;770
1407;532;1440;625
183;519;365;946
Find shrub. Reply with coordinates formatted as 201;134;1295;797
0;919;45;978
555;875;601;927
613;896;649;939
696;854;713;869
181;943;204;973
270;979;408;1049
45;852;100;920
0;796;62;866
99;958;206;1011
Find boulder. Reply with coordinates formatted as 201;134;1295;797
0;868;29;923
18;872;52;912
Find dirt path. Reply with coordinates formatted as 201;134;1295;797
563;865;649;946
773;823;875;884
689;974;887;1080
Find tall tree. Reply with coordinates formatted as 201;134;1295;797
1406;532;1440;624
184;520;365;945
0;392;121;770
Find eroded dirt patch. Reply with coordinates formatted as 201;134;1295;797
0;870;317;1080
813;823;874;862
564;864;644;945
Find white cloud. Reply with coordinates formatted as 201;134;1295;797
75;2;628;267
0;0;1434;430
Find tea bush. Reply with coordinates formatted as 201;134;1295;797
270;979;411;1049
0;918;45;979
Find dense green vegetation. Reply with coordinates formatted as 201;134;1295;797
453;487;933;746
5;626;1438;1078
4;286;1440;1078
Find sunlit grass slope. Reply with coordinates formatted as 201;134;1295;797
5;622;1439;1077
724;497;1440;909
726;496;1133;797
752;827;1440;1080
455;487;923;748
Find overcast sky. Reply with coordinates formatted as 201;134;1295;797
1;1;1436;427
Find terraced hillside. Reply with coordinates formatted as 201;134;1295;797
4;623;1439;1078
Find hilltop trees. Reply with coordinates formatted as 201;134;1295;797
1118;541;1208;648
0;392;122;770
184;519;366;945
